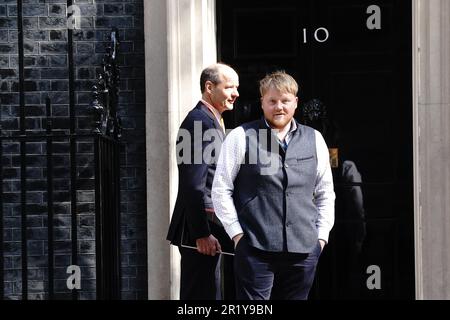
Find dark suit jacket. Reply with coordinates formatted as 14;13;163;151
167;101;226;246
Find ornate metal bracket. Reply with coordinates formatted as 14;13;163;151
91;28;122;139
300;99;328;125
299;98;330;135
300;98;340;148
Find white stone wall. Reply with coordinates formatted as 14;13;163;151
415;0;450;299
144;0;217;299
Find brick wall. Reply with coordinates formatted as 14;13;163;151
0;0;147;299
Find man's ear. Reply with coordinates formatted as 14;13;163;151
205;80;214;93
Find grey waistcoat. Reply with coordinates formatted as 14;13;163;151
233;119;318;253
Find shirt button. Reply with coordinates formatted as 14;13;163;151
284;164;289;168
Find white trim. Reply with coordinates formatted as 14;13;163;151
144;0;171;300
167;0;181;300
413;0;450;299
412;0;423;300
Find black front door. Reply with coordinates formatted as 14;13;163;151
218;0;414;299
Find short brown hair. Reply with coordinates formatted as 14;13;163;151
200;63;234;93
259;71;298;97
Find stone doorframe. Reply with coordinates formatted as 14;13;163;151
413;0;450;300
143;0;450;299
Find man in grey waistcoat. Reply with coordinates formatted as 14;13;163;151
212;71;335;300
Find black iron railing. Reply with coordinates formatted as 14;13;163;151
0;1;122;300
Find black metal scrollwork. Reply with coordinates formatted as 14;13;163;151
91;28;122;139
300;98;328;124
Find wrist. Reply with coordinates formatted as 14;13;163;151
232;233;243;246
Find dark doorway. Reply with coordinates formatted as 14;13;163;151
218;0;414;299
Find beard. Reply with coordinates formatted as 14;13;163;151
267;114;292;130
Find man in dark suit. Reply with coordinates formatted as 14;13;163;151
167;63;240;300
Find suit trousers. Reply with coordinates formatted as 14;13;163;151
179;222;235;300
179;246;235;300
179;246;221;300
234;236;322;300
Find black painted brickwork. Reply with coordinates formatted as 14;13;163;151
0;0;147;299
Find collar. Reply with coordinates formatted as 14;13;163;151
201;99;222;123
